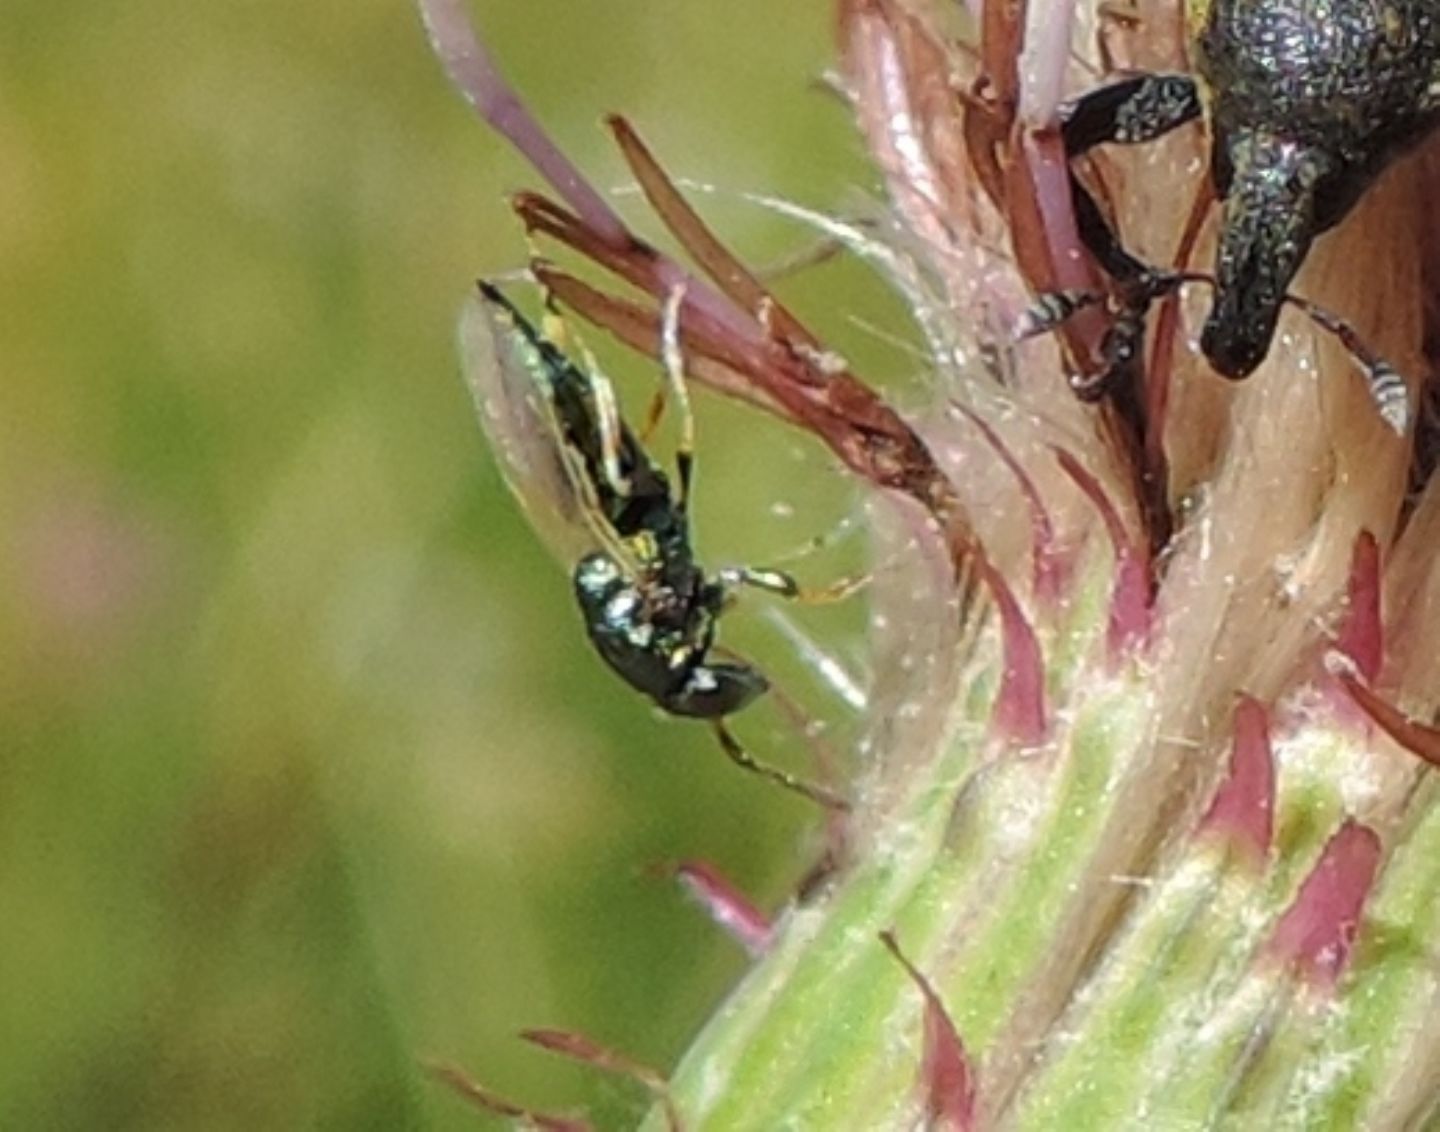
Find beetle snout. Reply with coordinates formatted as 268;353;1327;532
1199;300;1276;380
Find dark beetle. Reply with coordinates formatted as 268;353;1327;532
1031;0;1440;427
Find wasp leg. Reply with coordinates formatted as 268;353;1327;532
1059;73;1200;155
1065;155;1153;288
766;511;863;567
711;720;850;811
634;279;698;449
660;284;697;514
718;564;869;606
712;512;871;610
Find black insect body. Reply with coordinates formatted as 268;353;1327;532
573;553;766;721
463;282;840;808
1027;0;1440;430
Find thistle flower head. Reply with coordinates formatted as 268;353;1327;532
421;0;1440;1125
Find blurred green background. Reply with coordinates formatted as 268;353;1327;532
0;1;914;1126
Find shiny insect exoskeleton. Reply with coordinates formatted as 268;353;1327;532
1028;0;1440;431
462;282;842;808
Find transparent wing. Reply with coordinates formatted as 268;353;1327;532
457;286;620;566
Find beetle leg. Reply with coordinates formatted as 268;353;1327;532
1059;73;1201;154
1015;75;1202;389
1019;75;1204;388
1066;277;1181;400
1067;158;1153;284
1020;162;1187;395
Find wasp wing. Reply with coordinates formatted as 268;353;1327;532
458;285;633;567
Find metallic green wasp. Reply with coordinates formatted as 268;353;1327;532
461;282;845;809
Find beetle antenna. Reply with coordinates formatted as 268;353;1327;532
1018;271;1409;432
1277;294;1409;434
